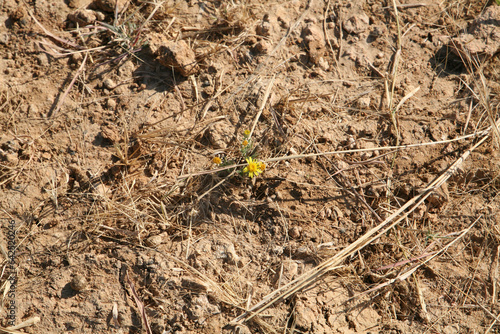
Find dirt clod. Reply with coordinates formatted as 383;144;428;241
301;23;326;65
93;0;129;13
451;5;500;60
343;11;370;35
151;39;198;77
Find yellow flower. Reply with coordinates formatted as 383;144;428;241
243;157;263;178
212;156;222;165
259;162;266;171
242;140;249;146
244;130;250;137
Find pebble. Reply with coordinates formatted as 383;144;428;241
0;33;9;45
106;98;116;109
318;57;329;71
153;40;198;77
289;226;302;239
103;78;115;90
70;274;88;292
145;233;168;248
28;104;39;116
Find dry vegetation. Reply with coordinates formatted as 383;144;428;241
1;0;500;333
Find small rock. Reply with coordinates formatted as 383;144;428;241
106;98;116;109
253;40;272;54
145;233;168;248
37;53;49;66
357;95;370;109
186;294;220;324
93;0;129;13
343;12;370;35
0;33;9;45
70;274;88;292
289;226;301;239
372;25;386;39
101;124;120;143
103;78;115;90
318;57;329;71
215;240;240;265
206;120;233;149
67;9;98;26
347;135;356;149
301;23;326;65
256;15;273;37
152;40;198;77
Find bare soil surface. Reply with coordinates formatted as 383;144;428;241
1;0;500;333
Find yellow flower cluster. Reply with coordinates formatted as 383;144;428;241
243;157;265;178
212;156;222;165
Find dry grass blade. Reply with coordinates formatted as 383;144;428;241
178;131;489;179
3;317;41;333
126;271;152;334
0;327;29;334
231;131;490;325
351;219;477;305
28;9;83;50
478;72;500;148
51;52;88;117
249;74;275;140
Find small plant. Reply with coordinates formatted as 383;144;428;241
211;130;265;179
242;157;264;178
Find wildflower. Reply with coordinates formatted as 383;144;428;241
242;140;249;146
244;129;251;137
259;162;266;171
243;157;263;178
212;156;222;165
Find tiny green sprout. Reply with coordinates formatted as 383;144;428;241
240;131;254;158
243;157;264;178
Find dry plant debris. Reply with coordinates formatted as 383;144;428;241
1;0;500;333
